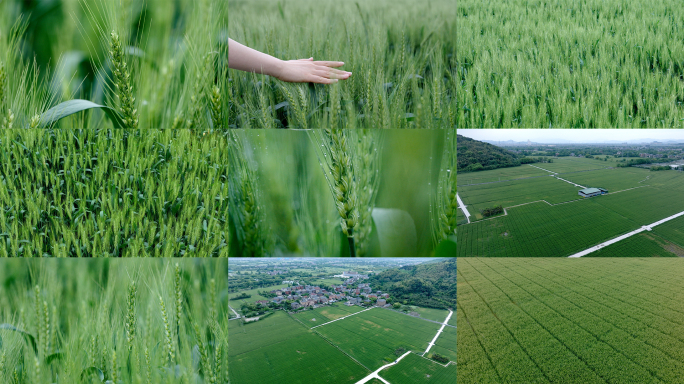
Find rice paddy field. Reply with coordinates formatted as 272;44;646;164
457;0;684;128
228;306;455;383
228;0;457;128
458;161;684;256
0;258;228;384
457;258;684;383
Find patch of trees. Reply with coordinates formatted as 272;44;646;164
431;354;450;364
520;157;553;164
650;165;671;171
617;158;657;167
231;292;251;300
481;205;504;218
457;135;522;172
366;259;456;309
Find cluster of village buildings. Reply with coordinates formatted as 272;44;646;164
253;272;391;311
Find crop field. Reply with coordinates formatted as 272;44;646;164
525;158;610;173
458;176;582;220
291;304;365;328
1;0;230;129
229;284;290;307
315;308;441;370
457;0;684;128
0;259;228;384
409;307;450;323
459;164;684;256
457;166;551;186
457;258;684;383
379;353;457;384
229;0;456;128
228;311;368;384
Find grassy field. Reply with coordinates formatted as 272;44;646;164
0;259;228;384
229;284;290;308
315;308;441;370
408;307;451;323
379;353;456;384
457;166;551;186
228;0;456;128
291;305;365;328
0;0;230;129
458;176;582;220
528;158;610;173
457;0;684;128
228;311;368;384
458;258;684;383
459;166;684;256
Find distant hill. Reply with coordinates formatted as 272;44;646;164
458;134;521;172
366;259;456;310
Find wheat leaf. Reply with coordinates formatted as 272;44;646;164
39;100;125;128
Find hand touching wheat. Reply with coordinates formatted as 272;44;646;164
228;38;352;84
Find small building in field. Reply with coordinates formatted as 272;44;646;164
578;188;608;198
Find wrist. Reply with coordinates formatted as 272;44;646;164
270;59;286;79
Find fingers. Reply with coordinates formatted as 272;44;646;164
314;61;345;68
314;68;352;80
309;75;338;84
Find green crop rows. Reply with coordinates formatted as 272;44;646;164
315;308;441;370
291;305;364;328
459;164;684;256
458;258;684;383
431;326;457;363
588;232;682;257
379;353;457;384
457;166;551;186
458;0;684;128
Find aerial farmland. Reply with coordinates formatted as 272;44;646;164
457;258;684;383
457;131;684;257
228;258;456;384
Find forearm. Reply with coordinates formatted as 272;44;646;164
228;38;284;78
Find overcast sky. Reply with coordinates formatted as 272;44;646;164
457;130;684;143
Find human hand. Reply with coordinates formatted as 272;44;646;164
274;58;352;84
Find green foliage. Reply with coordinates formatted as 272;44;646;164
0;259;228;384
0;129;231;257
458;0;684;127
366;259;456;309
457;134;521;172
228;0;456;128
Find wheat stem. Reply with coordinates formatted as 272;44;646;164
110;31;139;129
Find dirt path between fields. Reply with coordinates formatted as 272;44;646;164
422;310;454;356
354;351;412;384
456;193;471;223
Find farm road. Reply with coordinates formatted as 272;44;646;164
456;193;471;223
354;351;412;384
422;310;454;356
229;305;241;319
311;307;373;329
529;164;557;174
569;209;684;257
555;177;585;188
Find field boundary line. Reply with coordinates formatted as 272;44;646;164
456;193;471;223
458;165;611;187
354;350;412;384
380;307;456;328
287;312;373;373
422;310;453;356
569;209;684;257
529;164;557;174
311;307;374;329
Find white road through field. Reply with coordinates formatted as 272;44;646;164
354;351;412;384
456;193;471;223
529;164;557;174
555;177;585;188
311;307;374;329
422;310;453;356
568;210;684;257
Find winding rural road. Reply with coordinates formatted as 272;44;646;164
311;307;373;329
568;210;684;257
354;351;412;384
456;193;471;223
423;310;454;356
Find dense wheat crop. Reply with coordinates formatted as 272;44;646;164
228;0;456;128
0;0;229;128
457;0;684;128
0;259;228;384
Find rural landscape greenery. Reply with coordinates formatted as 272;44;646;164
457;0;684;127
228;0;456;128
228;258;455;384
457;134;684;256
0;259;228;384
0;0;229;129
458;258;684;383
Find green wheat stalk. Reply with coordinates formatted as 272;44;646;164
110;31;139;129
